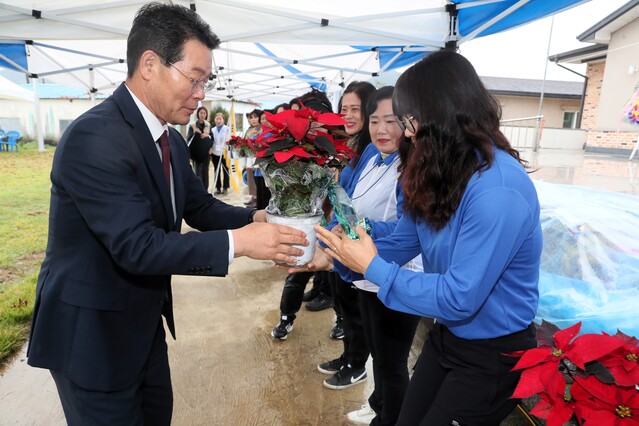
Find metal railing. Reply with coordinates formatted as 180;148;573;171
500;115;543;151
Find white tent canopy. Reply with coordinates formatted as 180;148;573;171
0;73;33;102
0;0;589;104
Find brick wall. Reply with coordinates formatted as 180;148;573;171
581;62;604;130
582;62;638;153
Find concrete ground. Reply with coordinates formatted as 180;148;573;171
1;148;637;425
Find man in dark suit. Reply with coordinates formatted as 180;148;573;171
26;3;306;425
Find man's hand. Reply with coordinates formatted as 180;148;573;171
232;223;307;265
315;225;377;274
278;243;334;273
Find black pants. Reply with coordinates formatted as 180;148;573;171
279;272;330;319
359;290;420;426
51;322;172;426
254;175;271;210
193;156;211;190
210;153;229;191
396;323;537;426
329;272;368;369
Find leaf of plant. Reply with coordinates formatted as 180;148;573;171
314;135;337;155
265;138;297;156
536;320;561;347
583;361;616;384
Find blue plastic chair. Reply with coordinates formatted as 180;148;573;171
6;130;20;152
0;129;6;152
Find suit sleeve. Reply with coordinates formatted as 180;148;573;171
56;116;242;277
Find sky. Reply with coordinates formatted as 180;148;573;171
459;0;629;82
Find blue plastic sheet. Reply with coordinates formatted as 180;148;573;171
534;181;639;337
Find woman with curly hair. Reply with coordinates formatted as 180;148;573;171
313;49;542;425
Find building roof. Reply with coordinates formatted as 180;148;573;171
578;0;639;43
481;76;584;99
552;0;639;65
19;83;109;99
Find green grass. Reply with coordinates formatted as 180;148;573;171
0;141;54;364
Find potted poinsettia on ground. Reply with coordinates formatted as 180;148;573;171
510;320;639;426
251;106;355;265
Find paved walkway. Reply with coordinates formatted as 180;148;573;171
1;149;637;425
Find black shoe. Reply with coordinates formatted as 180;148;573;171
302;289;319;302
323;364;367;390
330;316;344;340
317;355;348;375
305;293;333;312
271;317;294;340
222;188;228;195
215;189;222;195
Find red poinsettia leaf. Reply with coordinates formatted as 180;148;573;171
286;116;310;141
274;150;296;163
609;364;639;387
511;347;553;370
537;320;563;347
265;110;296;129
316;112;348;126
512;367;547;398
273;146;311;163
256;148;268;158
573;376;616;405
554;322;582;350
546;402;576;426
570;334;625;369
530;398;553;420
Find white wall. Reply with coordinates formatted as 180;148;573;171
501;126;586;150
597;18;639;131
0;96;261;141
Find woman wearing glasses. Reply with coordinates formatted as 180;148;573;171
313;50;541;425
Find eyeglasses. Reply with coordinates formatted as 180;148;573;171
168;62;216;94
396;115;416;133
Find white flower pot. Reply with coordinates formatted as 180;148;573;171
266;213;323;266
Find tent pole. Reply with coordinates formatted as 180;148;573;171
89;68;96;106
533;15;554;153
32;78;45;153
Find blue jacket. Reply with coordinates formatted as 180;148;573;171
365;149;542;339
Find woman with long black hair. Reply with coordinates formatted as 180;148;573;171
313;50;541;425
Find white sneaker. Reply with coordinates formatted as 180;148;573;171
347;404;375;425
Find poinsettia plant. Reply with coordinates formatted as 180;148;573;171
227;135;255;158
510;321;639;426
251;106;355;216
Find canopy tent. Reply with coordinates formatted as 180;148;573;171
0;73;34;102
0;0;590;105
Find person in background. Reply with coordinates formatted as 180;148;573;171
26;4;307;425
316;81;376;391
314;49;541;426
187;106;212;190
243;109;262;208
289;97;301;110
335;86;422;425
273;103;290;113
210;112;230;195
270;89;336;341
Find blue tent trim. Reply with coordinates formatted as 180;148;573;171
455;0;588;38
0;41;28;72
254;42;327;92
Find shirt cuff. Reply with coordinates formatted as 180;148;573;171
227;230;234;265
363;255;389;286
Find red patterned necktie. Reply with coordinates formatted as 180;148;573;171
157;130;171;186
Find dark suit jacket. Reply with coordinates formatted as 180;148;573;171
27;83;252;392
